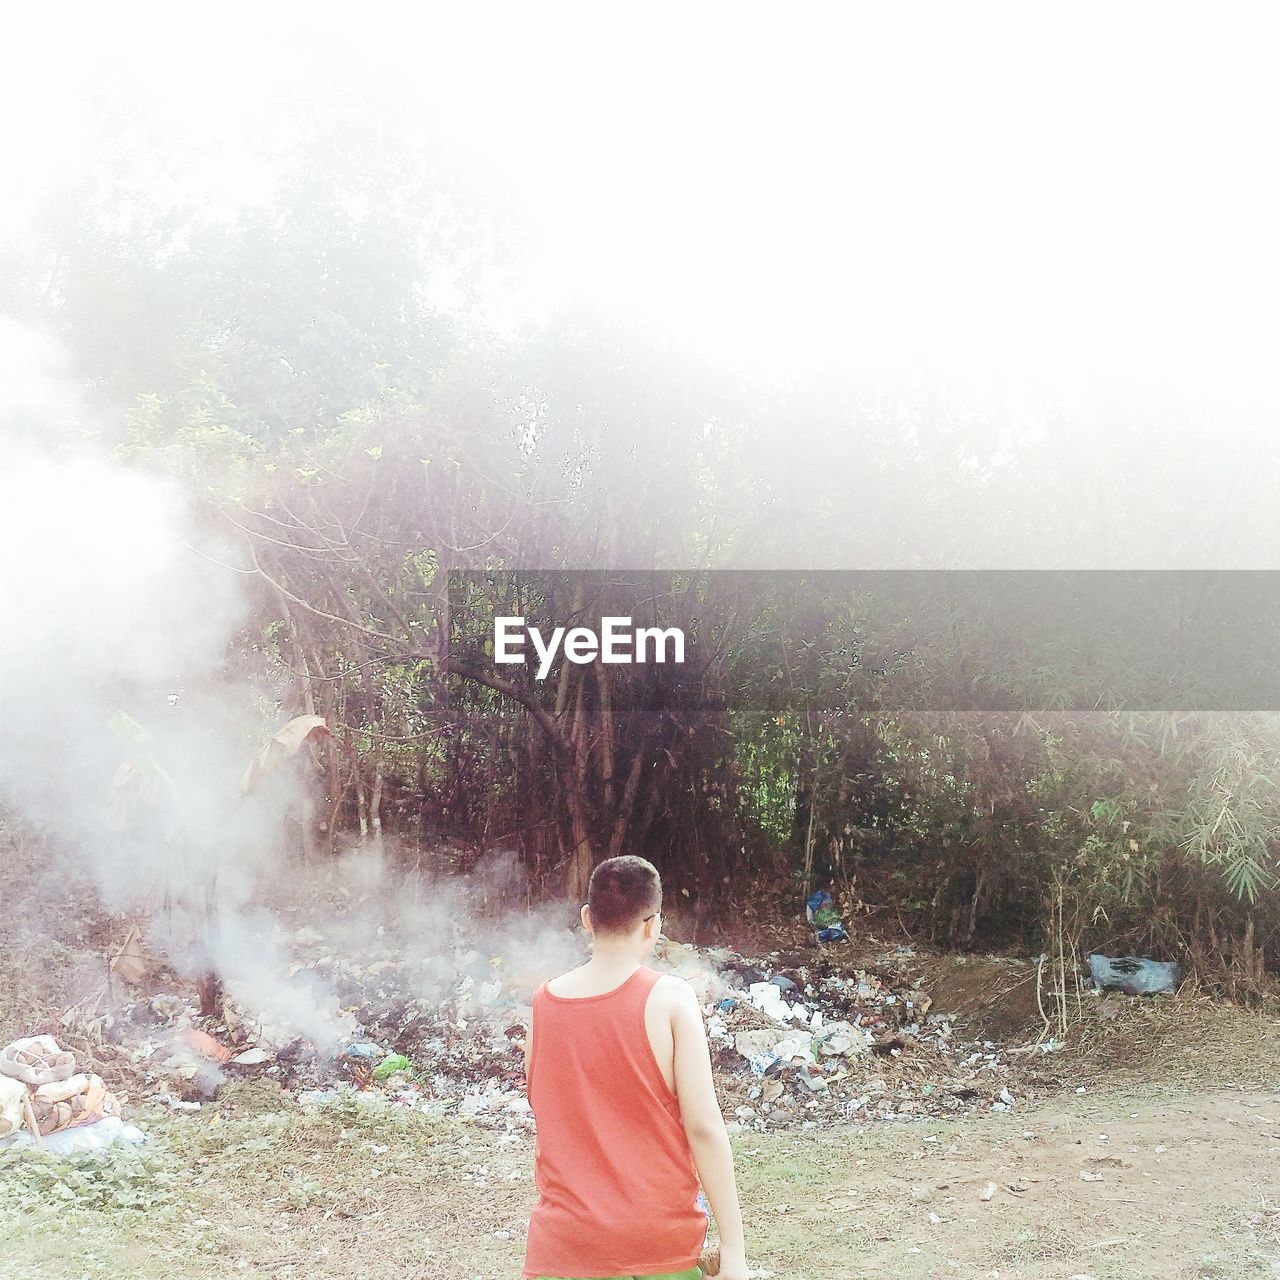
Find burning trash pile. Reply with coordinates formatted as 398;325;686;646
80;921;547;1132
0;1035;145;1154
298;948;534;1127
80;980;532;1129
70;901;1029;1131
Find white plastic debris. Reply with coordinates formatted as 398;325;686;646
814;1021;871;1058
297;1089;340;1106
0;1115;146;1155
0;1076;25;1138
733;1029;814;1074
157;1093;201;1112
746;983;789;1022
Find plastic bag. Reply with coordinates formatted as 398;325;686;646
1088;954;1182;995
31;1072;120;1135
0;1076;26;1139
373;1053;413;1081
1;1115;146;1155
0;1035;76;1087
805;890;850;943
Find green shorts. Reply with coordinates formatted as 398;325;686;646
531;1271;702;1280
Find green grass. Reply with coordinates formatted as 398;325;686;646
0;1084;516;1280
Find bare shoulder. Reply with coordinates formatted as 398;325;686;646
650;972;700;1016
545;963;591;996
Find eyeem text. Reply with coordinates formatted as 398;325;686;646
494;616;686;680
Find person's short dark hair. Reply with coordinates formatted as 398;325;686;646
587;856;662;934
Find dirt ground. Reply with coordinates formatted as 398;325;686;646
3;1041;1278;1280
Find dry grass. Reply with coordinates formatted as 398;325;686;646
1051;991;1280;1091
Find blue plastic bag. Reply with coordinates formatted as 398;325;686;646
805;890;850;943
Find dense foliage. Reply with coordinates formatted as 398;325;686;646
4;101;1277;986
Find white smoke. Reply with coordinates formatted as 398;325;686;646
0;337;590;1054
0;320;359;1047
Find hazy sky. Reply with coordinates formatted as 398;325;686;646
3;3;1278;422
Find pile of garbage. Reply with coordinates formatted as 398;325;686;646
63;910;1046;1134
79;931;538;1131
658;940;1030;1128
49;864;1064;1133
0;1034;145;1154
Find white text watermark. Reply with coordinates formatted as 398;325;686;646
494;616;685;680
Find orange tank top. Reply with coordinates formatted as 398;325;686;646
522;964;707;1278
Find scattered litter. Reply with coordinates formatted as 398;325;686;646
373;1054;414;1081
109;924;153;985
0;1077;26;1138
681;938;1034;1125
796;1067;828;1093
43;908;1044;1132
297;1089;340;1106
815;1022;871;1058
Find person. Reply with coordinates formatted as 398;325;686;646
522;855;749;1280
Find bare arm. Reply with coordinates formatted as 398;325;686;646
671;982;748;1280
523;1010;534;1096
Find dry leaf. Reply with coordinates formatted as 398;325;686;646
109;924;151;985
241;715;331;794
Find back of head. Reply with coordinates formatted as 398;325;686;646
587;855;661;935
